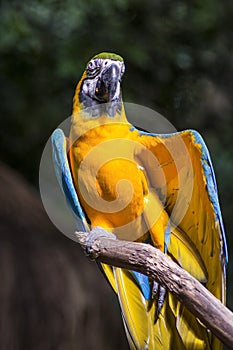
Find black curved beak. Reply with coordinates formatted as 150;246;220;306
95;64;120;102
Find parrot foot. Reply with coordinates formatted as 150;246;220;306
152;281;166;316
86;226;116;256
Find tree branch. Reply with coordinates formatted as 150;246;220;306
75;228;233;349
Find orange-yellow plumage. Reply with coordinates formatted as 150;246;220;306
66;52;227;349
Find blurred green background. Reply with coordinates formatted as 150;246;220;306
0;0;232;348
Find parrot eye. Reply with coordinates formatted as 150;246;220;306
86;59;102;78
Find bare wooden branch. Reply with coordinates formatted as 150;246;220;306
75;228;233;349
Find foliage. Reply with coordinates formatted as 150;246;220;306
0;0;232;307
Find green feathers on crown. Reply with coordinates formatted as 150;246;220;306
91;52;124;62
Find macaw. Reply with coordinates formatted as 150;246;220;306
52;52;227;349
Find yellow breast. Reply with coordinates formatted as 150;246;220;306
69;122;149;241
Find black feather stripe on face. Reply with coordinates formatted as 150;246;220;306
78;57;125;118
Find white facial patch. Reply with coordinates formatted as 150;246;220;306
83;58;125;101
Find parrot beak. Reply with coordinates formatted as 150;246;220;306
95;63;120;102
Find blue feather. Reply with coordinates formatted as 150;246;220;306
51;128;89;232
131;271;151;300
190;130;228;264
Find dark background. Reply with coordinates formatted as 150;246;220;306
0;1;232;349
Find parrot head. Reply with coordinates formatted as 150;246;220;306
73;52;125;117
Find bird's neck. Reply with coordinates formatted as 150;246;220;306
70;101;129;137
69;111;132;166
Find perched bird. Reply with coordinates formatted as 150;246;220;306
52;52;227;349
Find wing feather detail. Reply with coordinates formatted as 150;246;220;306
136;128;227;303
51;128;90;232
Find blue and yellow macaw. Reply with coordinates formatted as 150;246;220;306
52;52;227;349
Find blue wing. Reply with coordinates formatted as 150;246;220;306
51;128;90;232
190;130;228;263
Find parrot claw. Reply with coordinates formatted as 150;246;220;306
157;285;166;315
152;281;166;316
152;280;159;298
86;226;116;255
